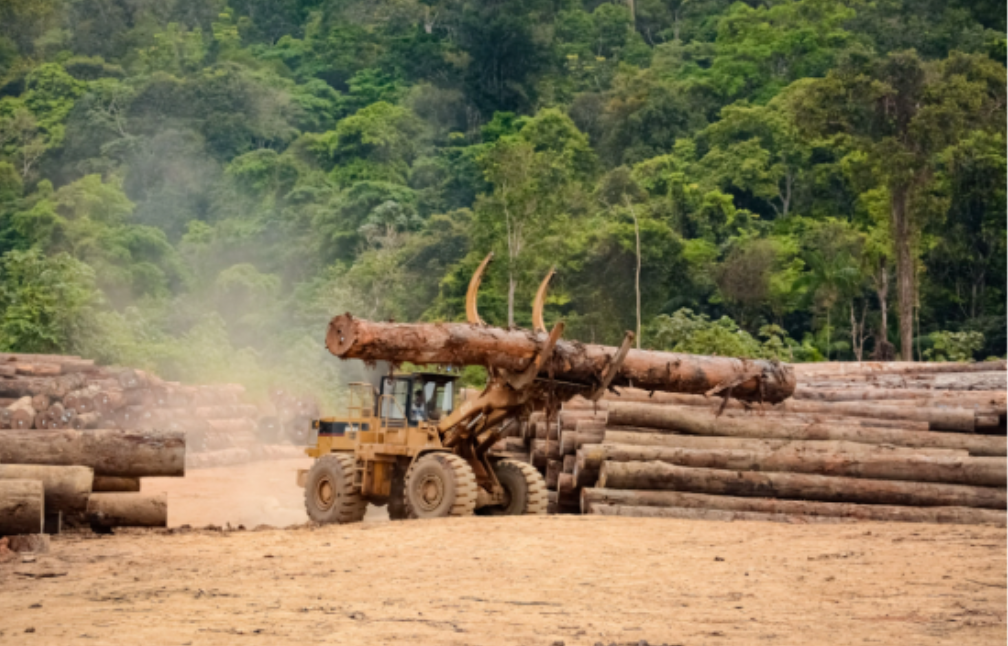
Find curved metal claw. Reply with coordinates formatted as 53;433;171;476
532;267;556;333
466;252;494;326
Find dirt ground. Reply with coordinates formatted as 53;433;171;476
0;459;1005;646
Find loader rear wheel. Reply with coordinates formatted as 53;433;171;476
479;459;548;516
404;453;477;519
304;453;366;524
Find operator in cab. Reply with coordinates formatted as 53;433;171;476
411;389;427;422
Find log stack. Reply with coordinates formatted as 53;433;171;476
0;352;310;539
0;428;184;536
0;353;311;470
564;360;1006;526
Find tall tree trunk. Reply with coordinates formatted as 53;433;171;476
892;185;915;360
507;272;516;328
876;261;888;346
627;199;642;349
825;308;830;360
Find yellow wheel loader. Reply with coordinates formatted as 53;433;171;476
302;369;548;522
301;254;591;523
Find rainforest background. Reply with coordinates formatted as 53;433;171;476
0;0;1004;401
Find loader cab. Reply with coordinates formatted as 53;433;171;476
378;371;459;426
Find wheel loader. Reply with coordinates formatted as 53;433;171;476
301;368;548;522
300;254;587;522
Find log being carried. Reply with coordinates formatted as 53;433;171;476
302;253;797;524
325;315;796;405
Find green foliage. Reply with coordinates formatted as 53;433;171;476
647;308;816;362
0;248;100;353
924;330;985;362
0;0;1002;408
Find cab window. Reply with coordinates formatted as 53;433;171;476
422;381;454;421
379;377;410;420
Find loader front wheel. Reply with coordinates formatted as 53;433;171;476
387;467;409;521
404;453;477;519
480;459;548;516
304;453;366;524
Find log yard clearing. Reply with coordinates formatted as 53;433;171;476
1;458;1005;646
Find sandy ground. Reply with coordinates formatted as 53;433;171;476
0;460;1005;645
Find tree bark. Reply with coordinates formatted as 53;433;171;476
597;462;1006;509
581;488;1007;526
604;402;1005;456
891;185;915;361
777;400;977;432
557;472;576;499
599;432;968;456
794;387;1006;408
578;444;1004;486
0;429;186;477
7;396;36;429
798;372;1006;391
531;439;547;469
546;459;561;489
92;476;141;493
86;493;167;528
559;412;605;430
793;360;1005;376
605;394;980;432
0;479;44;535
326;314;797;403
0;465;93;514
70;412;102;430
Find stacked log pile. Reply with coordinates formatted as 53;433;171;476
565;360;1006;526
0;352;312;542
0;353;309;470
0;428;183;539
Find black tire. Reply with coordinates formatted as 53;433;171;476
479;459;548;516
404;453;477;519
388;467;409;521
304;453;366;524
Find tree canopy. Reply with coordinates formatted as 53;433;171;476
0;0;1004;401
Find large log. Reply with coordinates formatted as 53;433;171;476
0;479;44;535
7;396;36;429
86;493;167;528
598;462;1006;509
794;386;1006;407
579;444;1004;486
793;360;1006;376
777;400;978;432
605;403;1006;456
600;431;969;457
604;392;980;432
802;372;1006;391
0;429;185;477
0;377;55;398
571;396;936;431
326;314;797;403
0;465;93;513
580;489;1007;526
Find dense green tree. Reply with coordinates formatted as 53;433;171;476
0;0;1002;399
